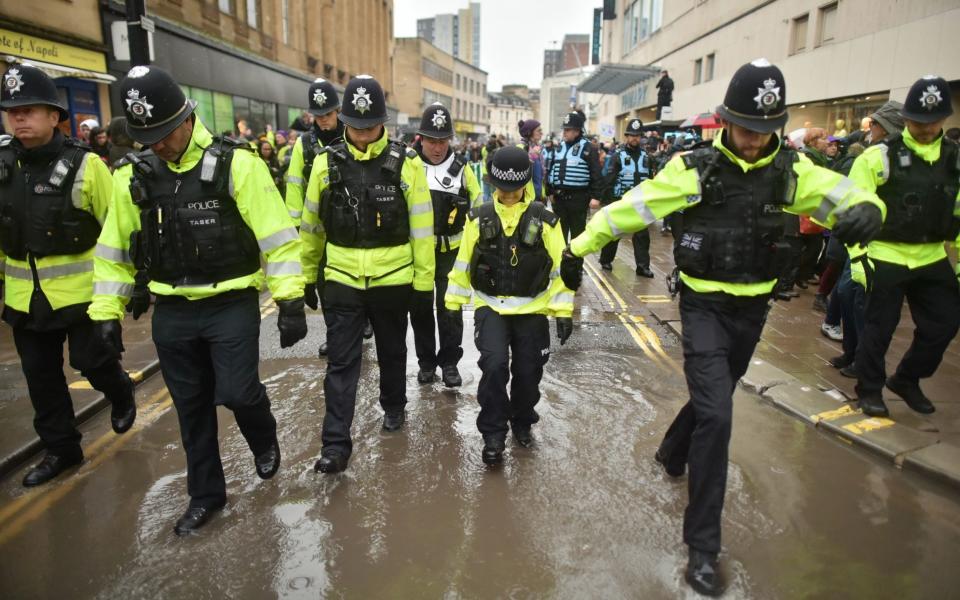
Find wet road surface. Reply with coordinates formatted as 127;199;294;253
1;284;959;599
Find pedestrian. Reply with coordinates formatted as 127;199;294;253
848;75;960;418
408;103;481;388
597;118;654;277
275;129;291;166
88;125;110;163
300;75;435;475
78;117;98;143
546;110;603;243
655;70;674;120
518;118;544;201
89;65;307;535
480;136;501;202
559;58;884;596
258;138;283;191
0;63;136;488
106;116;136;170
445;146;574;464
284;78;347;355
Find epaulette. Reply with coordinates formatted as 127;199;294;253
63;137;92;152
405;147;418;159
539;205;560;227
467;206;483;221
213;135;253;153
680;146;715;170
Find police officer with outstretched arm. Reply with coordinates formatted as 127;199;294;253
560;59;885;596
89;66;307;535
300;75;434;474
409;102;481;387
0;64;136;487
847;75;960;418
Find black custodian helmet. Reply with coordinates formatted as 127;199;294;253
716;58;789;134
308;78;340;116
900;75;954;123
488;146;532;192
417;102;454;139
624;117;644;136
1;63;69;122
119;65;197;146
338;75;388;128
562;110;586;131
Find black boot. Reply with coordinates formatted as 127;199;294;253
482;436;505;465
685;549;724;597
635;265;654;278
654;447;685;478
314;451;348;474
318;340;328;357
254;439;281;479
441;365;462;387
886;375;935;414
858;393;889;417
110;373;137;434
828;354;853;369
417;367;437;384
382;411;406;431
512;425;533;448
173;503;224;536
363;322;374;339
22;453;83;487
600;262;613;271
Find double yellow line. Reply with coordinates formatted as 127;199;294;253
582;259;683;375
0;297;278;544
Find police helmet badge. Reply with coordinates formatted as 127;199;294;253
918;83;943;111
127;65;151;78
352;86;372;114
4;68;23;96
431;109;447;129
313;89;328;107
753;77;781;113
125;88;154;124
630;119;641;130
563;114;571;125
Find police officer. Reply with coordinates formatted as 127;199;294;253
410;103;481;386
284;78;346;356
445;146;574;464
545;110;603;242
848;75;960;418
89;66;307;535
598;118;654;277
0;64;136;487
300;75;434;474
560;59;885;596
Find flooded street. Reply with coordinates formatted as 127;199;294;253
1;289;959;599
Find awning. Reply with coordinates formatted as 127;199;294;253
3;56;116;84
577;63;660;94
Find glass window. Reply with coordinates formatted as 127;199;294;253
818;2;838;45
693;58;702;85
791;14;808;54
246;0;258;29
219;0;232;14
705;53;715;82
213;92;234;136
422;59;453;85
287;107;304;129
281;0;290;44
183;86;215;129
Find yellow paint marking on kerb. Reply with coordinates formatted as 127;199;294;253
638;295;671;303
68;369;144;390
842;417;896;435
812;404;858;423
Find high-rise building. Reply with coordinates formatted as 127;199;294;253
415;3;481;68
561;34;590;71
543;49;563;79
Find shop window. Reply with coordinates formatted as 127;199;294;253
791;14;808;54
817;2;838;46
183;86;215;130
693;58;702;85
213;92;235;136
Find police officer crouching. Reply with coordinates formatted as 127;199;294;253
560;59;885;596
88;66;307;535
300;75;435;474
286;78;346;356
598;118;654;277
848;75;960;417
410;102;481;386
446;146;574;465
545;110;603;242
0;64;136;487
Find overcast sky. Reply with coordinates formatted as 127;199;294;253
394;0;601;91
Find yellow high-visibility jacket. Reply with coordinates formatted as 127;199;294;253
570;131;887;296
445;192;574;317
300;130;435;291
88;119;304;321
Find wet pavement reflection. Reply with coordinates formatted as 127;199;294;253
1;307;959;599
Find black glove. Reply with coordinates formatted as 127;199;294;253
277;298;308;348
832;203;883;247
126;286;150;320
94;320;125;355
556;317;573;345
304;283;319;311
560;247;584;291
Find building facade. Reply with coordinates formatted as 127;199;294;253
416;3;481;69
543;49;563;79
540;65;602;137
487;91;534;141
561;34;590;71
452;56;488;139
393;37;455;137
95;0;395;137
0;0;115;137
593;0;960;137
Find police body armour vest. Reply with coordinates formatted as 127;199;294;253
321;141;410;249
613;147;650;198
128;138;260;286
425;152;470;249
549;138;591;189
675;145;798;283
0;137;101;260
875;134;960;244
469;201;558;297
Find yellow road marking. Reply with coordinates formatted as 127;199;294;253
812;404;859;423
69;368;144;390
842;417;896;435
638;295;671;303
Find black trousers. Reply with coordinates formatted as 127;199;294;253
322;281;412;458
552;189;591;243
796;233;824;284
12;316;130;458
599;229;651;269
657;289;769;554
856;258;960;396
474;307;551;439
152;289;277;509
410;249;464;370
